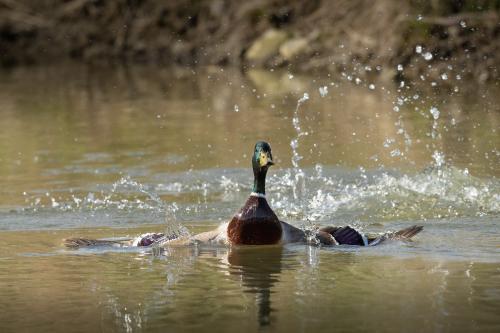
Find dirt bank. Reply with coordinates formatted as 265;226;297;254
0;0;498;83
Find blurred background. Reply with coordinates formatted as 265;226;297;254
0;0;498;83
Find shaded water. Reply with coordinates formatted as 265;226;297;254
0;65;499;332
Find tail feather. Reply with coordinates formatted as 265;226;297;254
393;225;424;239
63;237;130;249
367;225;423;246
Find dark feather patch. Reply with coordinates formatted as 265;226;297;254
331;226;364;245
227;196;282;245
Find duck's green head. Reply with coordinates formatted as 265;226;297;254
253;141;274;171
252;141;274;194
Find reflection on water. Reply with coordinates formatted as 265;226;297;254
0;64;499;332
1;229;499;332
228;246;284;327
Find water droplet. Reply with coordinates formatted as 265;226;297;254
319;86;328;97
384;138;395;147
51;198;60;208
432;150;445;167
86;192;95;203
430;106;440;120
390;149;401;157
423;52;433;61
441;73;448;80
298;93;309;103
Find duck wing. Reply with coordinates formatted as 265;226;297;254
317;226;365;245
393;225;424;239
63;237;133;248
280;220;306;243
330;226;365;245
63;232;174;249
367;225;424;246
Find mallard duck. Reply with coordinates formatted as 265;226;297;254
224;141;423;246
226;141;283;245
64;141;423;248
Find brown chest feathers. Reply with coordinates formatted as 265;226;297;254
227;196;282;245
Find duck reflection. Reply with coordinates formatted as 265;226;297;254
227;245;284;327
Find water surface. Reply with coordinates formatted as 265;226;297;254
0;65;499;332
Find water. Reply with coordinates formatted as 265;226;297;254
0;64;499;332
290;92;309;211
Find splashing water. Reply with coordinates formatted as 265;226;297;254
430;106;440;120
22;176;189;237
290;93;309;214
6;66;497;240
389;86;415;159
319;86;328;97
111;176;166;211
19;163;499;232
270;165;499;223
111;177;189;238
423;52;433;61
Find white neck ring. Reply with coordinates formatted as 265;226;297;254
250;192;266;199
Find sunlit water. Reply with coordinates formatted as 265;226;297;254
0;65;499;332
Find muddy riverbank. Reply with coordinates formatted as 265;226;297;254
1;0;499;83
